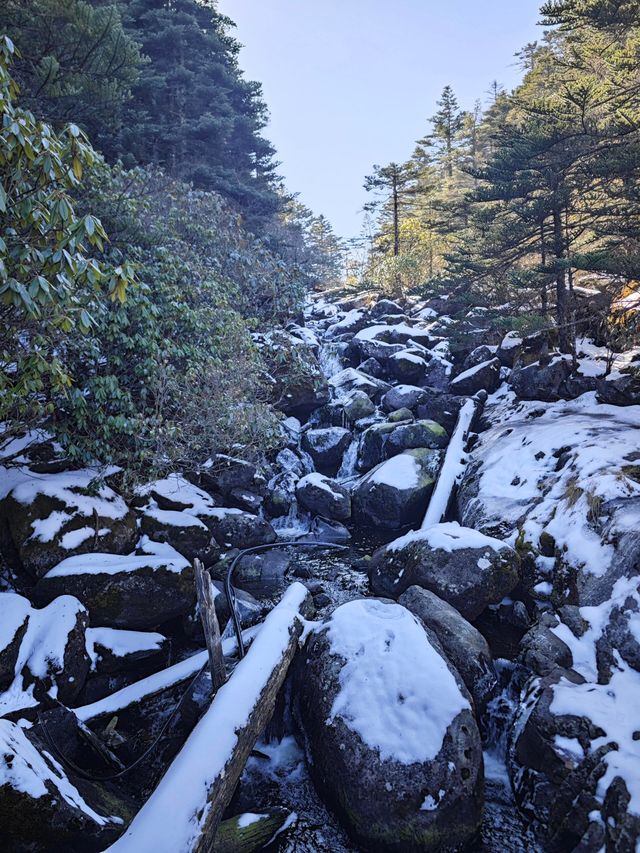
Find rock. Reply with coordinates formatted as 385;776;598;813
450;358;501;396
509;355;573;402
357;357;385;379
301;427;351;476
33;551;195;630
596;368;640;406
313;592;332;609
295;473;351;521
339;389;376;422
381;384;429;413
388;407;414;423
351;337;405;364
370;298;403;317
2;467;137;579
85;626;168;676
328;367;391;403
211;547;292;600
519;614;573;677
369;523;520;620
207;454;262;495
399;586;498;716
0;592;30;689
207;508;277;549
275;448;306;478
325;309;369;339
0;718;129;851
417;392;466;434
227;488;263;514
0;593;90;709
263;471;297;519
496;332;523;367
293;598;483;853
358;421;448;474
139;507;215;562
389;350;428;384
462;346;498;372
210;581;262;630
423;354;454;392
353;449;442;530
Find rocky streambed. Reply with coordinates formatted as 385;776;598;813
1;289;640;852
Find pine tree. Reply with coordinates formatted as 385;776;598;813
430;85;464;178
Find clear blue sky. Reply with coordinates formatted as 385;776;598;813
219;0;544;241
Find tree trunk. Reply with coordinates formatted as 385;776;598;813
552;205;571;353
392;174;400;257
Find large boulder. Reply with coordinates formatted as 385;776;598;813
358;420;448;472
369;522;520;621
381;384;429;414
389;350;428;384
301;427;351;476
1;467;137;579
339;389;376;423
328;367;391;403
399;586;498;716
256;331;330;418
295;473;351;521
596;368;640;406
33;550;195;630
0;594;90;711
417;392;466;434
0;718;129;851
294;598;483;853
0;592;30;689
450;358;501;396
206;508;277;550
353;449;442;530
85;626;168;676
509;355;573;402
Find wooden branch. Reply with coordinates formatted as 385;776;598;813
421;391;486;530
194;557;227;691
213;808;291;853
105;583;311;853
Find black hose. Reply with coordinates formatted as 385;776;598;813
224;538;349;659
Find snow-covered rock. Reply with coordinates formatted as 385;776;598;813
328;367;391;402
357;419;448;472
293;599;483;852
509;355;573;402
295;473;351;521
301;427;351;476
206;508;276;550
369;522;520;620
139;507;215;562
381;384;429;413
1;467;136;579
450;358;501;396
353;449;442;530
33;550;195;630
389;350;428;384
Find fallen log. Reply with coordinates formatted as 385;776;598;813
213;808;292;853
421;391;486;530
105;582;311;853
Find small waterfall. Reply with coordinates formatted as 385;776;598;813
272;501;311;539
337;438;359;481
318;341;347;379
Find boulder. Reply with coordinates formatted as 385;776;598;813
206;508;277;549
388;407;414;423
301;427;351;476
139;507;215;562
496;332;523;367
450;358;501;396
351;338;405;364
2;467;137;579
0;718;129;851
293;598;483;853
0;594;90;709
259;333;330;418
596;368;640;406
422;355;453;392
33;551;195;630
353;449;442;530
211;547;292;600
357;357;385;379
370;298;403;317
389;350;428;384
205;454;262;495
0;592;30;689
381;384;429;414
417;392;466;434
340;389;376;422
509;355;573;402
358;421;448;472
462;346;498;372
399;586;498;716
369;522;520;621
328;368;391;403
296;473;351;521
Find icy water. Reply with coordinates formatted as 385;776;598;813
236;530;541;852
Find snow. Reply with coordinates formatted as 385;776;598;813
44;550;189;578
237;813;266;828
135;474;219;520
85;627;165;668
499;332;523;351
325;599;469;765
390;351;427;366
0;592;30;652
0;719;121;825
365;452;421;490
143;507;208;529
386;521;510;554
105;583;309;853
59;526;95;550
